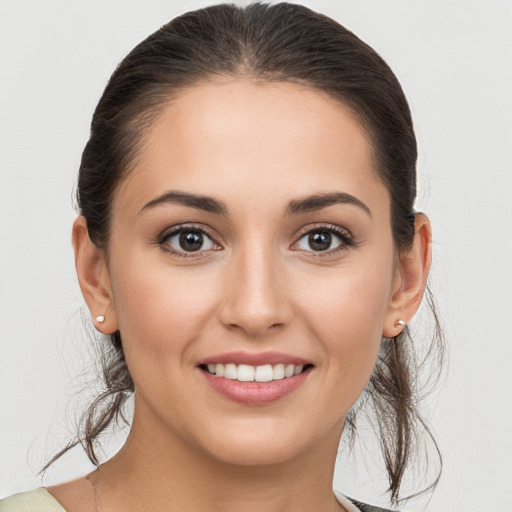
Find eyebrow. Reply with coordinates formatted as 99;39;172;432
285;192;372;217
139;190;371;218
139;191;228;216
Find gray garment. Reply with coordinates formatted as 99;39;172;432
348;497;397;512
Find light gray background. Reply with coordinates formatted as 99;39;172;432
1;1;511;511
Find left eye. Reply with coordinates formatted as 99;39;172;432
295;230;343;252
164;229;217;253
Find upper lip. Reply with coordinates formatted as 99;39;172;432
198;351;311;367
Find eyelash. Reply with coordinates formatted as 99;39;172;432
292;223;356;256
157;224;220;258
157;223;356;258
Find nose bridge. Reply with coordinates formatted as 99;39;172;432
220;235;290;336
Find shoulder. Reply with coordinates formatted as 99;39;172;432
0;488;66;512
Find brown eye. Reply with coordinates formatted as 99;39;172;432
308;232;333;251
164;229;216;253
292;224;357;255
179;231;204;251
296;230;342;252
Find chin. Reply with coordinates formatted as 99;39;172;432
193;417;337;468
208;439;303;467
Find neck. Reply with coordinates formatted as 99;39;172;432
91;402;345;512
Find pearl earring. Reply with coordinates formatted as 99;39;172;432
395;319;406;327
96;315;105;323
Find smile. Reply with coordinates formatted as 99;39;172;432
198;352;313;404
204;363;305;382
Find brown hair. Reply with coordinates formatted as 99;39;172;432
45;2;443;504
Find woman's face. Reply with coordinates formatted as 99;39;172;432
103;78;401;465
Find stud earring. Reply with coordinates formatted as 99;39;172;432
96;315;105;323
395;319;406;327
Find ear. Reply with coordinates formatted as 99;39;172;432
383;213;432;338
72;216;118;334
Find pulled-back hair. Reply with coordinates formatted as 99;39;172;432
45;2;443;504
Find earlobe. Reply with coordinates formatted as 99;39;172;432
72;216;118;334
383;213;432;338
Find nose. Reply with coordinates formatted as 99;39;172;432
218;243;292;338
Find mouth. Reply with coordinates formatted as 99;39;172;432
199;362;311;382
197;352;313;404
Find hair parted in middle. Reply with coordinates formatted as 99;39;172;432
44;3;443;504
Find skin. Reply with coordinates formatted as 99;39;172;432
50;78;431;512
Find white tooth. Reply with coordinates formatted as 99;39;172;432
207;364;216;374
255;364;273;382
215;364;225;377
273;364;285;380
284;364;295;378
294;365;303;375
224;363;238;379
237;364;255;382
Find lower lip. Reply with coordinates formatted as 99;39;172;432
200;367;311;405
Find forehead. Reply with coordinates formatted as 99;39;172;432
114;78;387;217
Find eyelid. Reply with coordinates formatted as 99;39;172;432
294;223;353;240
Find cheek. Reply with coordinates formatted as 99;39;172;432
109;252;218;362
299;259;393;333
294;254;395;394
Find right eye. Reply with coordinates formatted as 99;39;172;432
160;227;220;256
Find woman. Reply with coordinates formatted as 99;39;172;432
0;3;442;511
